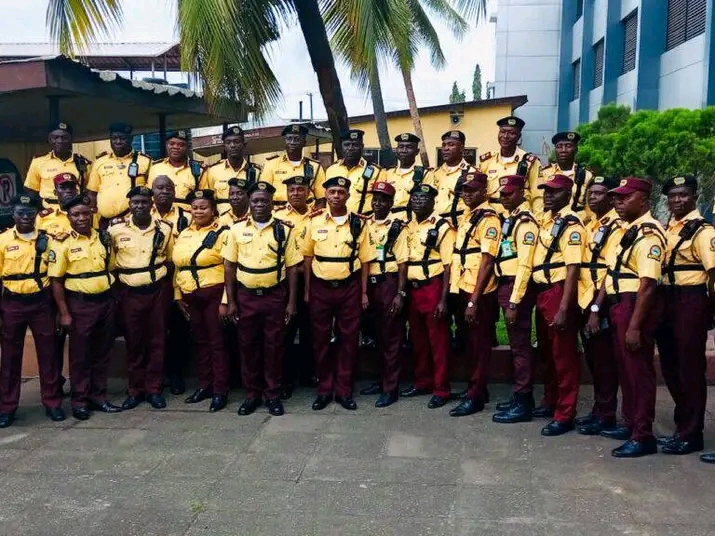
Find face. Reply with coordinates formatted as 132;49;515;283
190;199;214;225
228;185;247;210
284;134;306;154
49;130;72;154
461;186;485;209
223;135;245;159
555;141;577;165
410;192;435;216
395;141;418;164
129;195;153;219
341;139;363;161
13;205;37;232
613;191;646;222
497;126;520;149
325;187;349;209
110;132;133;156
587;184;611;215
441;139;463;163
371;192;393;216
543;187;570;213
249;191;273;221
68;204;92;234
500;188;524;212
55;182;79;206
152;176;175;205
287;184;309;206
166;138;188;160
667;186;696;219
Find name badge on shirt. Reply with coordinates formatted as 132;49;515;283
376;244;385;262
500;239;513;257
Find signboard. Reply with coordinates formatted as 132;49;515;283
0;158;21;230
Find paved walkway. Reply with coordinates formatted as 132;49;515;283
0;380;714;536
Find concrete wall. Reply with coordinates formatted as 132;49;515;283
616;70;637;108
659;35;707;110
592;0;608;43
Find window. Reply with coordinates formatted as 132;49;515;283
572;59;581;100
435;148;477;167
576;0;584;20
593;39;604;89
666;0;707;50
622;10;638;74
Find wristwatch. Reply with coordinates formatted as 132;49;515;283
467;301;475;308
398;290;407;298
590;303;600;313
508;302;517;311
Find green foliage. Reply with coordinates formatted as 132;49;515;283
472;63;482;100
449;81;466;104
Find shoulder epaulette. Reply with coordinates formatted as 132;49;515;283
109;217;125;226
252;163;263;170
34;152;48;159
540;163;554;172
138;152;151;160
278;219;294;228
274;205;288;212
353;213;368;220
309;208;324;219
519;213;535;223
52;232;69;242
265;155;279;161
152;158;165;164
207;160;223;168
96;151;108;159
526;154;537;162
479;152;492;162
75;154;91;164
38;208;53;217
235;215;249;223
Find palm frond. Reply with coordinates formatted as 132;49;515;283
46;0;123;56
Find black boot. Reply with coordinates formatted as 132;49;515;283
492;392;534;424
495;394;516;412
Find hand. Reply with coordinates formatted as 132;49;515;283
388;295;403;318
176;300;191;322
625;327;642;351
304;287;310;304
505;306;517;326
219;304;233;325
362;293;369;311
585;311;601;336
434;298;448;320
226;302;239;324
550;307;568;331
285;301;297;325
465;303;478;325
58;312;72;334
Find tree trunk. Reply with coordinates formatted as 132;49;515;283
294;0;350;158
370;67;391;150
401;66;430;167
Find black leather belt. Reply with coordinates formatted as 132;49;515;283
238;282;282;296
121;280;164;294
315;273;358;288
369;273;396;285
408;275;438;289
66;289;112;301
662;284;707;294
2;289;48;302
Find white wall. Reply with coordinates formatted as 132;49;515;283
659;35;707;110
589;87;604;120
621;0;640;18
616;70;637;108
592;0;608;43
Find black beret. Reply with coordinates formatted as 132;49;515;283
441;130;465;143
126;186;153;199
496;116;525;130
282;124;309;137
109;122;133;135
167;130;189;141
322;177;351;190
340;129;364;141
227;177;249;190
662;175;698;195
186;189;215;203
587;176;619;190
49;121;73;135
222;125;244;139
283;175;311;186
247;180;276;196
395;133;421;143
552;131;580;145
409;183;438;197
11;194;40;210
63;195;91;211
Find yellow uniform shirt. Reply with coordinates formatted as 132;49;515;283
662;209;715;287
109;219;174;287
87;151;152;219
406;212;456;281
148;159;203;208
479;148;542;219
199;158;259;205
150;205;192;238
433;159;476;219
36;207;72;238
222;216;302;289
172;220;228;295
382;165;436;218
325;158;385;215
218;208;248;228
262;154;326;203
0;228;50;294
539;162;594;223
605;213;665;295
451;203;501;294
301;210;375;280
24;152;92;204
274;204;310;250
494;202;538;305
532;207;585;285
579;209;623;309
48;230;115;294
366;217;409;276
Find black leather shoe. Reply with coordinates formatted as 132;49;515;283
280;387;293;400
360;382;382;396
359;335;377;350
375;392;397;408
0;412;15;428
312;394;332;411
451;389;468;401
492;392;533;424
88;401;122;413
184;389;212;404
612;439;658;458
574;413;596;427
577;419;616;436
169;375;186;396
532;405;555;419
266;399;285;416
237;398;262;416
657;433;679;447
335;396;358;411
146;394;167;409
427;395;448;409
44;406;66;422
661;437;704;455
121;395;145;410
72;407;90;420
209;395;228;412
449;397;485;417
700;452;715;464
495;395;515;412
400;385;431;398
600;426;632;441
541;420;575;436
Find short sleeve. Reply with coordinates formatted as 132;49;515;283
693;225;715;272
392;227;409;265
301;219;314;257
47;239;68;278
221;228;239;263
358;223;377;264
560;225;585;266
480;216;501;257
438;226;456;265
313;165;327;200
633;236;663;280
284;228;303;268
24;159;41;191
86;163;100;192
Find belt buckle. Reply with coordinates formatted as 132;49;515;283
330;281;340;288
370;276;378;284
256;289;264;296
411;281;419;288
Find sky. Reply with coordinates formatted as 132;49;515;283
0;0;497;125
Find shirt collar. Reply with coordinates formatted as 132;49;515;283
247;215;274;228
50;151;73;163
11;227;38;241
189;219;219;231
223;158;247;171
340;157;367;170
628;211;654;228
511;201;531;217
496;148;525;164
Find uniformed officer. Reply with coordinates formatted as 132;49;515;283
37;173;80;238
262;124;327;207
577;176;623;436
302;176;375;411
383;133;436;219
223;181;301;416
433;130;477;227
479;116;542;220
147;130;204;209
218;178;249;226
361;182;409;408
24;122;92;207
0;195;63;427
531;174;585;436
491;175;539;424
586;177;665;458
172;189;230;412
400;184;456;408
540;132;594;223
48;195;120;420
109;186;174;410
325;130;385;215
200;125;261;206
86;122;152;228
655;175;715;456
447;173;501;416
151;175;192;233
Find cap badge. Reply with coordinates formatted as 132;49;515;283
195;190;204;198
258;183;267;190
63;173;72;180
499;178;508;186
350;132;358;140
291;125;300;133
338;178;346;187
673;177;685;185
420;185;430;193
567;132;575;140
58;122;67;130
400;134;409;141
619;179;627;186
450;130;459;137
231;127;240;134
20;196;30;203
594;177;604;183
507;119;516;126
178;130;186;137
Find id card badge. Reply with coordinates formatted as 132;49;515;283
500;239;513;257
376;244;385;262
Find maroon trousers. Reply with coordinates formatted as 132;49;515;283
460;290;498;401
655;286;709;441
534;282;580;423
237;285;286;400
284;277;313;386
120;281;169;396
0;291;62;413
67;292;116;408
367;273;404;395
184;284;229;395
310;276;361;398
408;277;451;398
609;292;663;442
497;278;536;394
581;310;619;423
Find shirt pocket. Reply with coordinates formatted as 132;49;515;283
68;247;89;263
311;229;329;242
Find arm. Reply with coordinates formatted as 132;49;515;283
585;281;608;335
625;278;657;350
470;253;495;304
552;225;584;330
303;256;313;302
361;262;370;310
223;260;238;321
528;160;544;221
51;279;72;332
390;262;407;317
86;191;98;212
286;265;298;323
